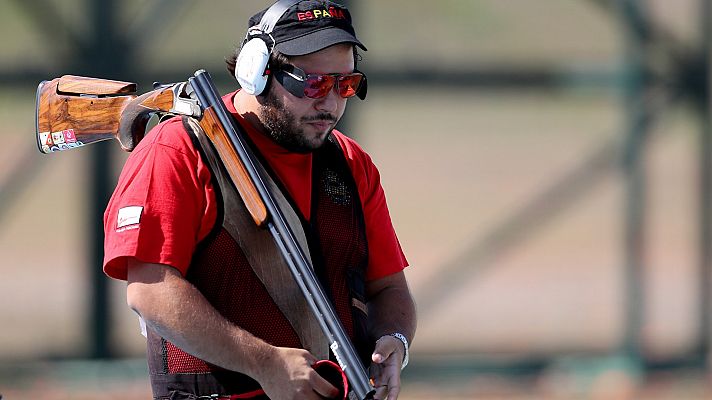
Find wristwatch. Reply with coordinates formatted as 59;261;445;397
388;333;410;370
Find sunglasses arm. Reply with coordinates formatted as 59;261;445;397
275;67;308;99
354;70;367;100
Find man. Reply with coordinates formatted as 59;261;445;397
103;1;416;399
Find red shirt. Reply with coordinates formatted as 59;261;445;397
103;91;407;281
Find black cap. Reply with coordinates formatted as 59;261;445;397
247;0;367;56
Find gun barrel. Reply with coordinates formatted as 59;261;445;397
190;70;374;400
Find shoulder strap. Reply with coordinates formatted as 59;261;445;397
182;116;328;359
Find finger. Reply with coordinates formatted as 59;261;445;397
372;353;385;364
371;336;397;364
369;362;385;387
311;370;340;399
386;382;400;400
304;352;319;366
386;364;403;400
373;385;388;400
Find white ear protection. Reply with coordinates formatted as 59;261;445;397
235;0;302;95
235;34;271;95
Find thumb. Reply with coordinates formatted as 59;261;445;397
371;336;396;364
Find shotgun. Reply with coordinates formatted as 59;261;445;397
35;72;375;400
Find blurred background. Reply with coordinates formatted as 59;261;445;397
1;0;712;398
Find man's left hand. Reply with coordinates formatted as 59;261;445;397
369;335;405;400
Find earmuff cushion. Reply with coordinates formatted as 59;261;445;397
235;37;271;95
235;0;302;96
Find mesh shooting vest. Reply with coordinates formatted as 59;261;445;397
146;117;371;399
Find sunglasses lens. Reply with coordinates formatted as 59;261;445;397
337;74;363;98
298;72;365;99
304;75;337;99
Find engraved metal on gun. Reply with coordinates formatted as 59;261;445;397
171;81;202;118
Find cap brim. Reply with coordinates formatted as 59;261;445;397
275;27;367;56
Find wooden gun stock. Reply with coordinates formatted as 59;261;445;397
199;107;268;226
35;75;177;153
34;73;263;223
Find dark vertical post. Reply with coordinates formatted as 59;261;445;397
82;0;123;359
619;0;649;365
698;0;712;367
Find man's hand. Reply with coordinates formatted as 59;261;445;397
126;260;343;399
365;271;416;400
369;335;406;400
258;346;341;400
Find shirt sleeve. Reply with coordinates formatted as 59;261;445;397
103;118;217;280
333;132;409;281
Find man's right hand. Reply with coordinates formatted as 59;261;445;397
258;346;340;400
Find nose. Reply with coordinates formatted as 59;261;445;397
314;84;342;114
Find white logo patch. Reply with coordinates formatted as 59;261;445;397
117;206;143;231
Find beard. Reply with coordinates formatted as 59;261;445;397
259;90;338;153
